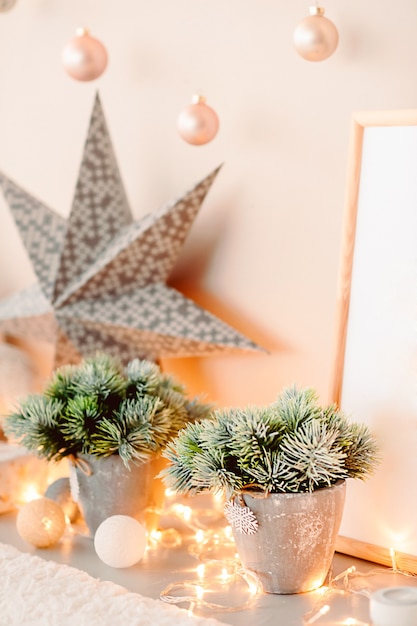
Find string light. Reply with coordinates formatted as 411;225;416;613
159;493;262;613
171;504;193;524
19;484;42;504
160;562;261;613
304;604;330;624
332;566;357;585
12;480;417;621
303;564;417;625
147;527;182;550
390;547;398;572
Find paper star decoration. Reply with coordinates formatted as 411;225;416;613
0;94;261;367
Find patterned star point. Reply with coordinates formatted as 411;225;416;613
0;93;262;367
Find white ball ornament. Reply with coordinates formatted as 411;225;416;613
16;497;66;548
293;6;339;62
177;95;219;146
94;515;147;568
62;27;108;82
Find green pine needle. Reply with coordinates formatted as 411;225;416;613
5;354;211;468
161;385;380;497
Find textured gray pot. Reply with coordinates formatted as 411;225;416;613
231;480;346;594
72;454;166;536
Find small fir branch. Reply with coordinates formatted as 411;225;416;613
153;386;189;436
160;422;215;494
224;406;286;463
273;385;322;430
341;422;380;479
184;397;213;423
190;448;244;498
4;396;68;461
72;354;126;410
197;410;236;451
125;359;161;397
44;365;80;402
279;420;347;492
61;395;104;454
242;449;299;494
155;373;186;397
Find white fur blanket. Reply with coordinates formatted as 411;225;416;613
0;543;221;626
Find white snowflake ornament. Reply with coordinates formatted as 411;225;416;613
224;497;258;535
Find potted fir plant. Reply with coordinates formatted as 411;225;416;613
4;353;211;535
161;385;379;594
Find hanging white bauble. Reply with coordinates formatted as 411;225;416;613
177;95;219;146
62;28;108;82
293;7;339;62
0;0;17;12
94;515;147;568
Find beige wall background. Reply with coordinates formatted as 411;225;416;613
0;0;415;409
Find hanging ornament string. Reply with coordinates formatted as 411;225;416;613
68;455;92;476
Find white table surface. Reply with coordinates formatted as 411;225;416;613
0;511;380;626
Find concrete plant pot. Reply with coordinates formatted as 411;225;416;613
230;480;346;594
72;453;166;536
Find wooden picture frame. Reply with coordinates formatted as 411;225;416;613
332;109;417;573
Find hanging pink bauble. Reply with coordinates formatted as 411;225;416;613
0;0;17;12
293;7;339;62
62;28;108;82
177;95;219;146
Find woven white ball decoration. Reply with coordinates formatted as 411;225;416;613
94;515;147;568
16;497;66;548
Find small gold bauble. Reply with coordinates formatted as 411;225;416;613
16;497;66;548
